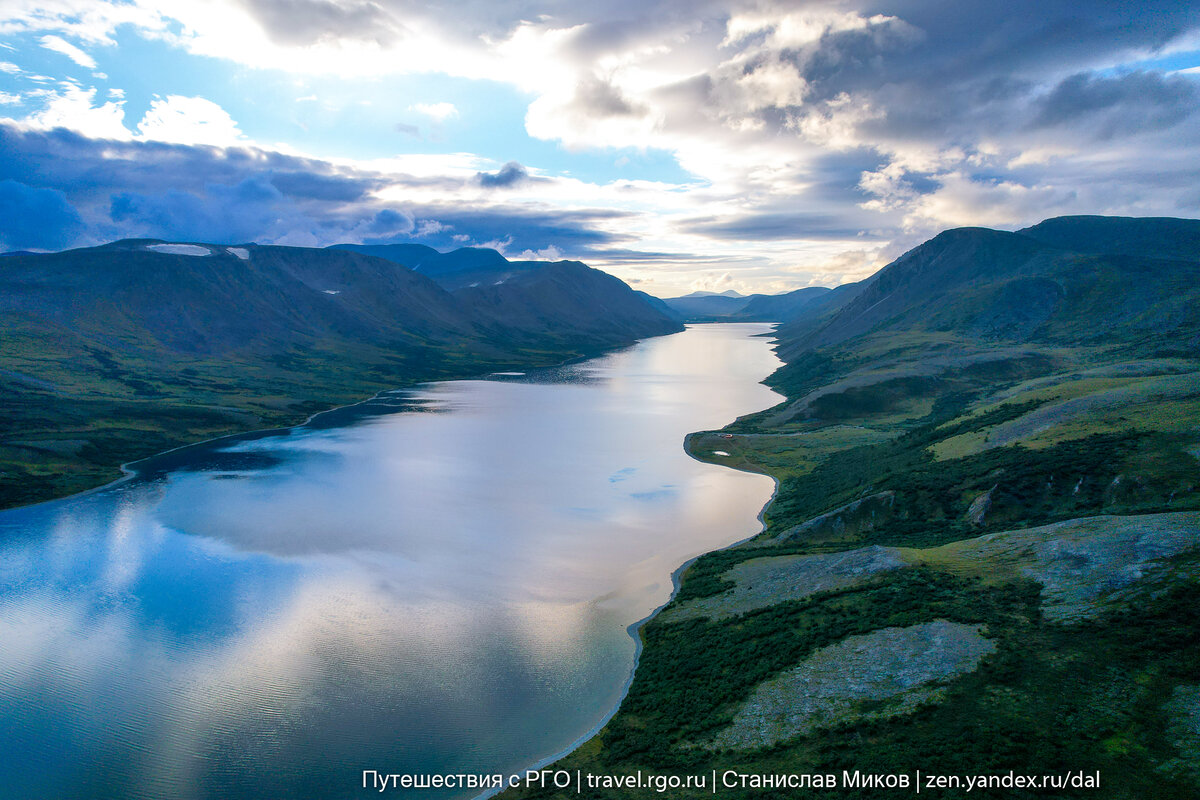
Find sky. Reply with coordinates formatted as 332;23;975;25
0;1;1199;296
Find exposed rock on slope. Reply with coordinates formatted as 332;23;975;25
710;621;996;749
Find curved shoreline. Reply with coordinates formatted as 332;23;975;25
478;336;784;800
4;323;783;800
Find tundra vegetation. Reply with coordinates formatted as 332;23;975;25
503;216;1200;799
0;240;681;509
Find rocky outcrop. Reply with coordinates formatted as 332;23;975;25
660;545;906;622
773;491;896;543
709;620;996;749
965;484;997;526
925;511;1200;620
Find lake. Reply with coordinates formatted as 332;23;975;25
0;323;781;799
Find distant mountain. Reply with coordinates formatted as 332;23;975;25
0;237;682;509
2;239;680;359
680;290;744;298
0;239;477;356
329;243;681;346
660;293;753;320
778;215;1200;355
660;286;833;322
733;287;832;321
456;260;684;350
328;242;441;269
333;243;534;290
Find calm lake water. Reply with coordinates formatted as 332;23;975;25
0;323;781;799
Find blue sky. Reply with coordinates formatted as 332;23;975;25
1;1;1199;295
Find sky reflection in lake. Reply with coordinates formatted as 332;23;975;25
0;324;781;799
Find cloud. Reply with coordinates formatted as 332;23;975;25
2;0;1200;293
573;75;645;118
0;123;642;258
409;102;458;121
681;212;880;241
1032;70;1199;138
0;179;85;250
136;95;246;146
38;34;97;69
22;84;130;140
240;0;403;47
110;175;286;243
476;161;528;188
365;207;414;235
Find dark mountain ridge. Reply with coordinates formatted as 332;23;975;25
0;237;681;509
2;238;679;358
329;242;680;346
777;215;1200;358
0;239;478;356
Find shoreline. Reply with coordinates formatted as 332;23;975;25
0;334;665;516
5;321;785;800
481;330;785;800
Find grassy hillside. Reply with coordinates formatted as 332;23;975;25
0;239;681;510
501;215;1200;799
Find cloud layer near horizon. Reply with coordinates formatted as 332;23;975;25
1;0;1198;294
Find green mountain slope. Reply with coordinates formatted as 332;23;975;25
785;221;1200;354
501;214;1200;800
0;238;681;509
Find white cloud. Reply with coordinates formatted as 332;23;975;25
23;83;130;140
0;61;20;73
39;34;97;69
410;102;458;121
136;95;245;146
9;87;248;149
0;0;1197;293
0;92;20;104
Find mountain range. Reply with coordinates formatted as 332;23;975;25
660;285;833;322
0;239;680;508
4;215;1199;513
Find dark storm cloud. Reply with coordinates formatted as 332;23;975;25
671;0;1200;150
110;175;286;243
0;123;633;256
0;179;85;251
366;208;415;235
269;170;380;201
371;205;635;255
1032;71;1199;137
848;0;1200;89
0;126;380;206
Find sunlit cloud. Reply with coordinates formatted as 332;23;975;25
0;0;1197;293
